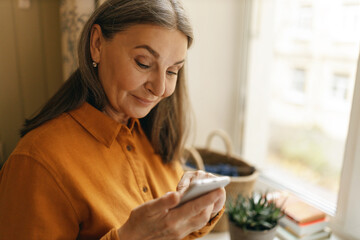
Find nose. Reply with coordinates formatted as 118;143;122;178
145;71;166;97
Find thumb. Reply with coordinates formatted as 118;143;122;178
146;192;181;216
176;177;191;194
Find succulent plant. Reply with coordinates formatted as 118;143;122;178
227;192;284;231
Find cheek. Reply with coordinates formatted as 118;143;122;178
100;68;144;93
99;50;144;92
116;76;138;90
163;79;177;97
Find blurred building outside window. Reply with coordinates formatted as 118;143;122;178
241;0;360;215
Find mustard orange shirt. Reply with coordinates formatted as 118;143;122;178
0;102;221;240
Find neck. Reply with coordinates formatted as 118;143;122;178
103;105;130;125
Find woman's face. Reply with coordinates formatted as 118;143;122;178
90;24;188;122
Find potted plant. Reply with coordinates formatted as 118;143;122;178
227;192;284;240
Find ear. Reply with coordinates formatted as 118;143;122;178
90;24;103;64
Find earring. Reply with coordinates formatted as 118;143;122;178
92;61;98;68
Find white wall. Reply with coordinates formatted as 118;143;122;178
182;0;242;151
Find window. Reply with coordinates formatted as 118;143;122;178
330;74;349;101
285;68;306;103
297;5;313;32
292;69;306;94
340;3;360;41
292;3;313;40
239;0;360;236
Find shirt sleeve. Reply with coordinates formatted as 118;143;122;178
0;154;79;240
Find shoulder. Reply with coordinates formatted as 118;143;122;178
5;111;94;186
14;113;78;156
9;112;90;174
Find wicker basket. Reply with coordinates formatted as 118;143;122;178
183;130;259;232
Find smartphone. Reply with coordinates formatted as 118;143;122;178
178;176;230;206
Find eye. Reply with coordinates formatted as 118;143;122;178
135;60;150;69
167;71;178;76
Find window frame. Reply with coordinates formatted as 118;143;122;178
235;0;360;238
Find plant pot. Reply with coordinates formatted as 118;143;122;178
228;220;278;240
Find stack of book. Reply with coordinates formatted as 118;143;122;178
275;193;332;240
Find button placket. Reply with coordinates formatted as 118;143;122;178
118;129;152;201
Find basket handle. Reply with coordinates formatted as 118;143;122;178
184;147;205;171
205;130;233;157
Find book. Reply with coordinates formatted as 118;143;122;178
275;193;326;224
279;216;329;237
284;200;326;224
276;225;332;240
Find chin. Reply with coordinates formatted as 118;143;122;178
127;108;153;119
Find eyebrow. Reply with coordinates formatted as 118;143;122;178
134;44;185;66
174;59;185;65
135;45;159;58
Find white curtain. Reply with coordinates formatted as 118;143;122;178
60;0;97;80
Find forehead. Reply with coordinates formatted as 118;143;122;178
109;24;188;58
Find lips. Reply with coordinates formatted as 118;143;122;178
132;95;157;105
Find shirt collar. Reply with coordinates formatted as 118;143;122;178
68;102;140;147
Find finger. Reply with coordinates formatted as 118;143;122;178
211;188;226;214
192;170;215;179
166;204;214;239
175;188;223;219
176;171;199;193
189;205;214;229
177;170;214;194
176;175;191;194
172;206;213;238
144;192;181;217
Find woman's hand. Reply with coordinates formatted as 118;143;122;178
176;170;226;219
117;170;226;240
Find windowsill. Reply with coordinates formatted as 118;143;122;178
241;173;348;238
256;169;337;216
199;231;341;240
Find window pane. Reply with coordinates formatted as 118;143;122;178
244;0;360;213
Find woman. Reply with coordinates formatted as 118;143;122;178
0;0;226;239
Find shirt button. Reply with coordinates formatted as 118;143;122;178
126;145;133;151
142;186;148;193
